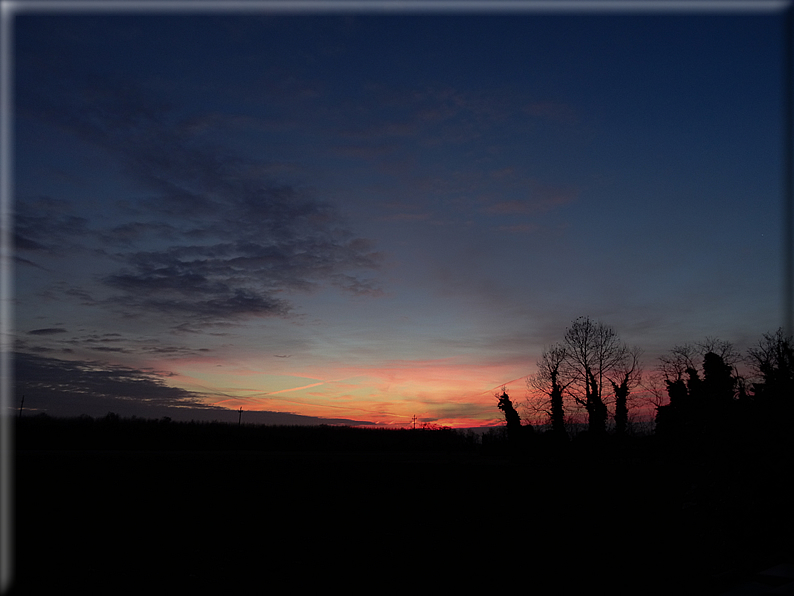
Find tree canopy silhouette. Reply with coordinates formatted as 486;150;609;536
496;387;527;446
561;316;630;435
654;339;740;439
747;328;794;405
610;346;642;436
525;317;642;437
497;388;520;428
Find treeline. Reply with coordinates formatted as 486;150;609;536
14;414;481;453
511;317;794;450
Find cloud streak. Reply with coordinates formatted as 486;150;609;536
28;328;68;336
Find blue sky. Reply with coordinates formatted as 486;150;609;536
8;4;790;426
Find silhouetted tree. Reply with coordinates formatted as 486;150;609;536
497;388;520;428
611;378;629;435
527;343;570;438
655;340;739;438
585;366;607;434
549;369;567;437
562;316;628;435
654;377;685;437
496;388;525;446
607;345;643;437
702;351;735;407
697;337;742;369
747;328;794;403
658;343;699;384
656;343;701;437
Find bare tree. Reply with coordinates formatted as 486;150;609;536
655;337;741;437
526;343;571;438
562;316;628;435
641;372;668;408
639;371;671;435
696;337;742;368
657;343;699;384
609;346;643;436
747;328;794;400
659;339;740;384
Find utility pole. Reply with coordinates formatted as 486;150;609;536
18;395;24;419
411;414;417;430
238;407;243;426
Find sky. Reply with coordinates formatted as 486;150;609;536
6;2;791;428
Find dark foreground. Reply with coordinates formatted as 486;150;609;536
10;418;794;594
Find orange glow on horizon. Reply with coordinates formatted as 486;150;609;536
135;351;661;430
158;354;531;427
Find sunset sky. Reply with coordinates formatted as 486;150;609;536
8;2;791;428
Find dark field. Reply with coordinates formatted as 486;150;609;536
10;417;794;594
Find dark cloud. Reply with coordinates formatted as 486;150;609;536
62;285;100;306
14;195;92;259
106;286;292;322
16;60;383;326
36;332;216;359
143;346;211;355
26;345;58;353
15;210;90;255
89;346;129;353
28;328;68;335
14;351;206;411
